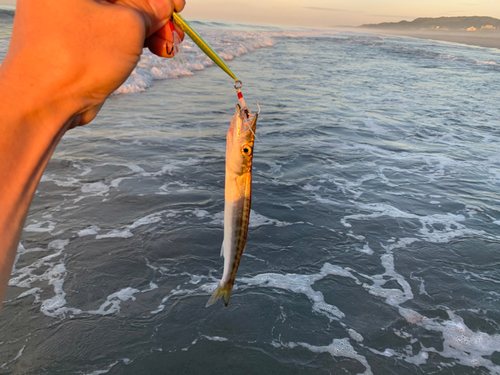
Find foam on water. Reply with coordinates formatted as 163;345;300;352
284;339;373;375
240;263;361;321
96;211;165;239
238;252;500;373
88;287;140;315
83;358;132;375
398;309;500;373
0;346;25;370
114;29;277;94
341;202;491;244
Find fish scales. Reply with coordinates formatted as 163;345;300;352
207;103;258;307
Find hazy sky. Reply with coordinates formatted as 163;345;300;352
1;0;500;27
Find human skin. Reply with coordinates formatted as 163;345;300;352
0;0;185;312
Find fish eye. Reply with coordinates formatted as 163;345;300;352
241;144;253;156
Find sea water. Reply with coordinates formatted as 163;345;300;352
1;13;500;375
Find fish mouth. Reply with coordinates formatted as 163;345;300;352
236;104;258;135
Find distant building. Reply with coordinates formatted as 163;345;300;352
466;26;477;32
430;26;449;31
481;25;497;31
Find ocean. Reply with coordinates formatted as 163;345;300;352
1;12;500;375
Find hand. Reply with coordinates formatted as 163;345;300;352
3;0;185;126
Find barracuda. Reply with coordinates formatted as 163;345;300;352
207;104;258;307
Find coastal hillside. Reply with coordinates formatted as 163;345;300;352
360;16;500;31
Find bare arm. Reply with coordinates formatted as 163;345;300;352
0;0;185;311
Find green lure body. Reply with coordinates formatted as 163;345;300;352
173;13;238;81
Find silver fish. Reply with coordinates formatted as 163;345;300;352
207;104;258;307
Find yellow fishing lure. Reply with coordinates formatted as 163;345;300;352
172;12;238;82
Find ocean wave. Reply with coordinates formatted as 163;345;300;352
0;9;14;19
376;38;500;71
115;29;276;94
115;27;336;95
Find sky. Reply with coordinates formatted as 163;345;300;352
1;0;500;27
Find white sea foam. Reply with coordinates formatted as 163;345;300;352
16;288;42;303
398;308;500;373
0;345;26;370
209;209;297;228
24;220;56;233
112;26;334;95
150;284;202;315
276;338;373;375
249;210;297;228
95;229;134;239
110;177;130;188
81;182;109;195
115;29;276;95
84;358;132;375
356;243;374;255
240;263;361;321
342;203;486;243
203;335;229;342
142;282;159;292
72;162;92;176
10;239;159;318
240;242;500;373
96;211;166;239
88;287;140;315
140;158;200;177
78;226;101;237
348;329;364;343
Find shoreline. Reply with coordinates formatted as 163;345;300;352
343;27;500;50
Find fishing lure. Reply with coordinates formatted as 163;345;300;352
172;12;238;81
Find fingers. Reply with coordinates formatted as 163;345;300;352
149;0;185;21
110;0;185;37
145;21;185;58
141;0;186;37
145;34;175;58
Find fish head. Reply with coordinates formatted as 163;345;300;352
226;104;258;175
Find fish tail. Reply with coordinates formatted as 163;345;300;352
206;283;233;307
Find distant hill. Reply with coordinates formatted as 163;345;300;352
360;16;500;31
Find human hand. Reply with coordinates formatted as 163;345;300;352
2;0;185;126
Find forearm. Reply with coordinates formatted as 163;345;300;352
0;61;80;311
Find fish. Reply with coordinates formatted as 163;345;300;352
206;104;258;307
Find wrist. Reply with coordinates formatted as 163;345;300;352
0;53;82;130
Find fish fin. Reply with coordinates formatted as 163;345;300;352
206;283;233;307
220;240;225;257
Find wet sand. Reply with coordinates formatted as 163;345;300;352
357;28;500;49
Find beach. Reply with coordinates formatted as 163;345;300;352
356;27;500;49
